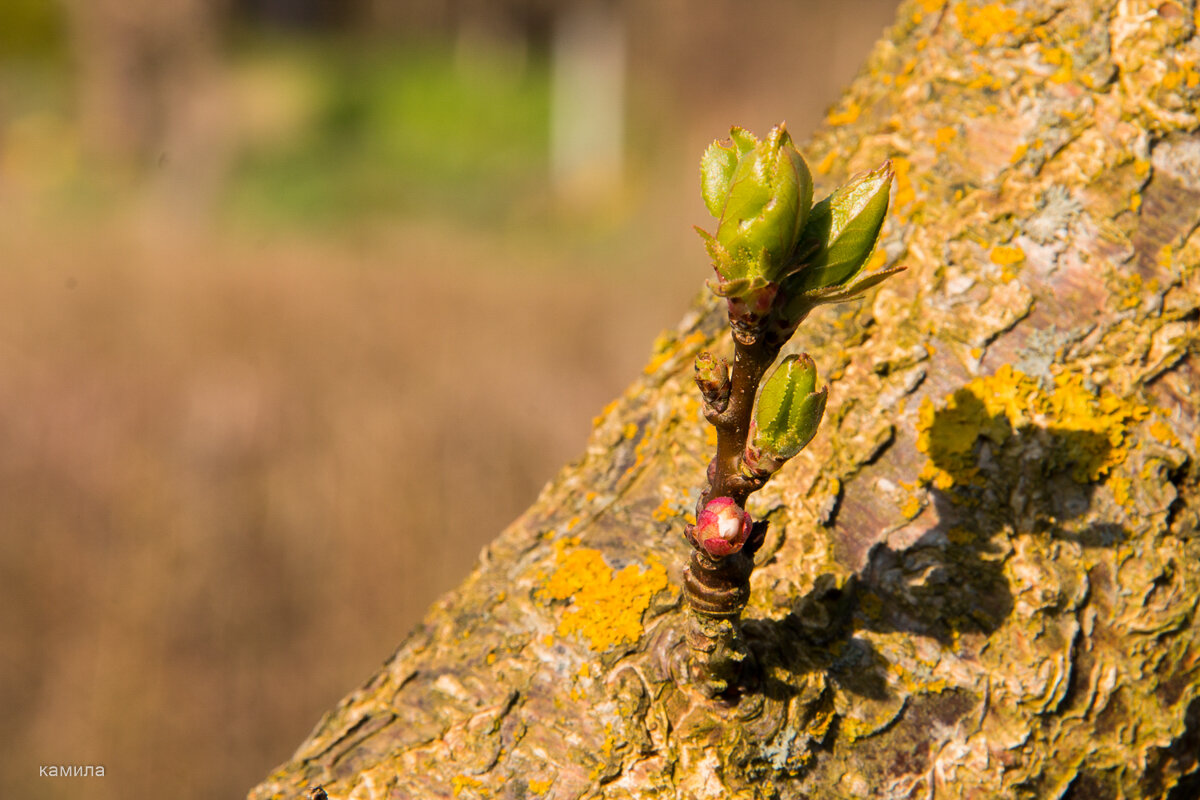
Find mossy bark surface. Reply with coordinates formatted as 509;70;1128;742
249;1;1200;797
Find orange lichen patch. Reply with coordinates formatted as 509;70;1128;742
827;99;862;127
889;660;950;695
452;774;488;798
1157;244;1174;269
591;398;620;428
815;148;839;175
916;365;1151;490
805;703;836;741
1039;45;1074;83
538;538;670;652
989;244;1026;267
916;380;1012;489
586;725;620;781
651;498;676;522
953;2;1023;47
623;432;655;478
966;71;1003;90
642;350;673;376
643;330;708;375
527;778;554;796
1109;473;1134;508
900;494;923;518
1045;372;1151;480
1149;418;1181;448
890;157;917;215
934;126;958;152
893;57;920;88
1117;272;1146;309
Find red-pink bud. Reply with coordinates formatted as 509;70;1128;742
695;496;753;558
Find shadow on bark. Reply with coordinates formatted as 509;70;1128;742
739;390;1127;708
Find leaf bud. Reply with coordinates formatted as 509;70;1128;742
744;353;828;475
698;124;814;301
694;351;732;412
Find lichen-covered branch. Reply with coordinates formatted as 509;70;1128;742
250;1;1200;797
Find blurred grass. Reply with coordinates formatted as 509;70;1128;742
224;37;552;229
0;219;687;800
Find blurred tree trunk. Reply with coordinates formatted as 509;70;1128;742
248;0;1200;797
63;0;232;219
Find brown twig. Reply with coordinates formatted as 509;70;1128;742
683;330;779;697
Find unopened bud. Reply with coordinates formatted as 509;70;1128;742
694;496;753;558
745;353;827;474
694;351;731;411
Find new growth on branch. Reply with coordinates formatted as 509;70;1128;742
683;123;903;697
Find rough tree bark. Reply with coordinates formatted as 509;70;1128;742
249;1;1200;797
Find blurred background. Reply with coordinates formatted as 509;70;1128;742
0;1;900;796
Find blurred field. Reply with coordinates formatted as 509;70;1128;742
0;2;900;797
0;214;696;798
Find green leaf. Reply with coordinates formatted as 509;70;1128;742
729;126;758;154
700;141;738;218
788;265;907;312
706;273;769;299
791;161;893;292
695;226;739;281
829;264;907;298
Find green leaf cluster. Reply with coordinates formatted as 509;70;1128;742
698;125;812;300
697;123;901;334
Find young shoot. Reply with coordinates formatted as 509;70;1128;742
682;123;902;697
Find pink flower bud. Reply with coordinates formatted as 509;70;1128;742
695;497;752;558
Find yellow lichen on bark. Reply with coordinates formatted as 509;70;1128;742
538;538;671;651
916;365;1152;491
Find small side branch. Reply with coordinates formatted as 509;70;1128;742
679;123;900;698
